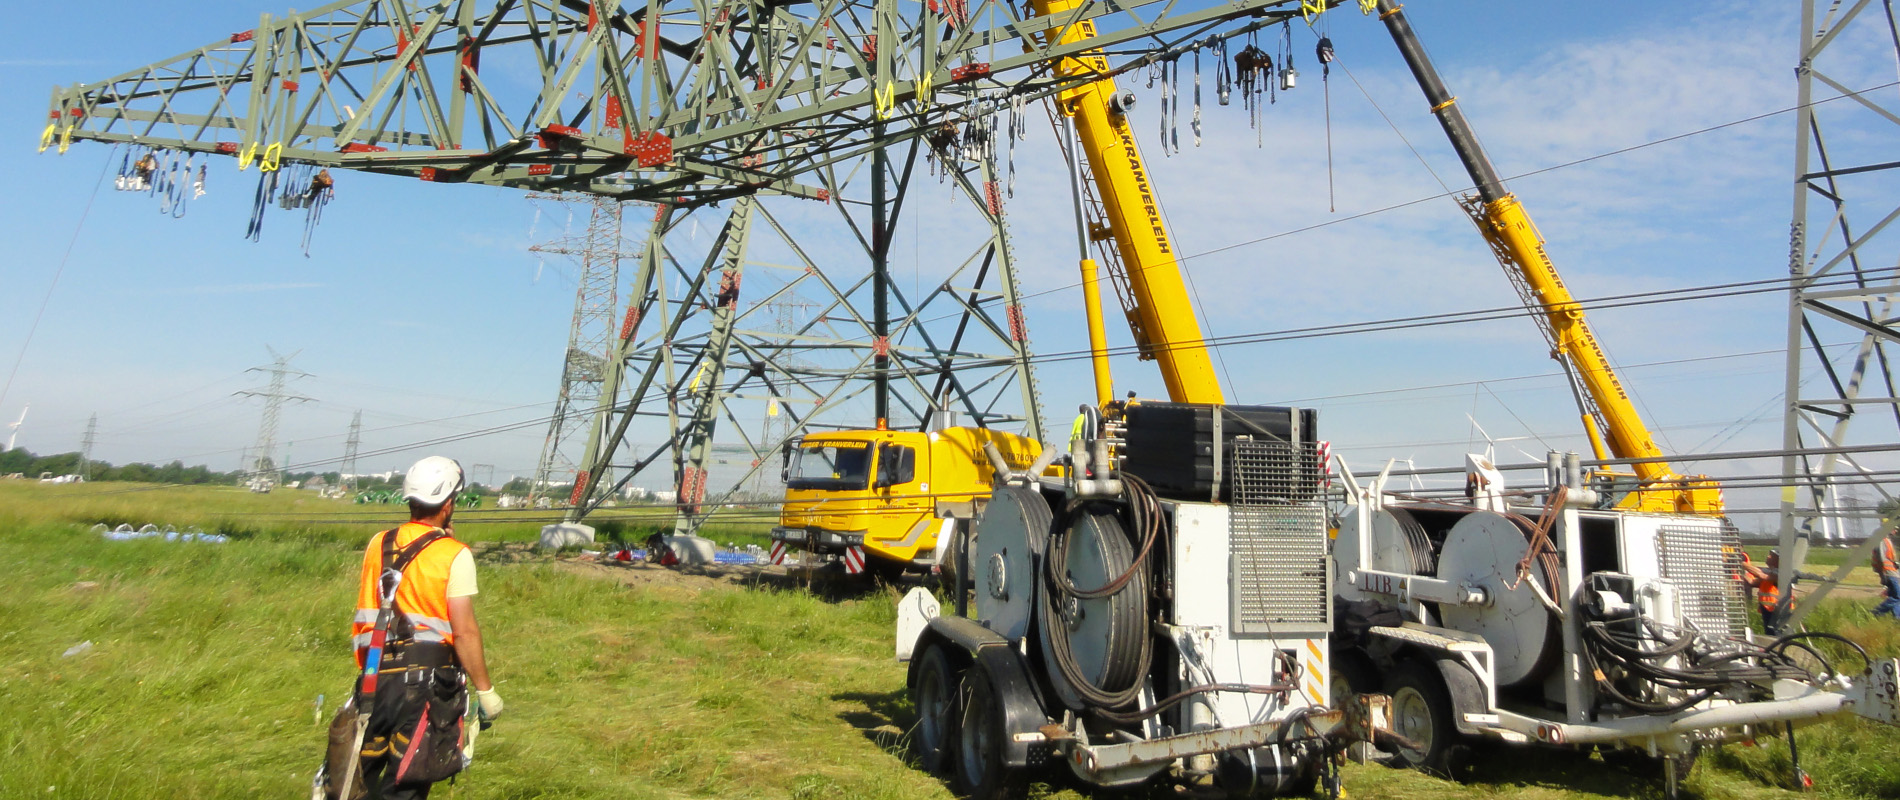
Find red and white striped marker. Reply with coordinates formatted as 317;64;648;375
843;545;866;575
769;540;789;566
1317;440;1333;489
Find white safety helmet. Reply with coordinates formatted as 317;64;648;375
403;456;466;507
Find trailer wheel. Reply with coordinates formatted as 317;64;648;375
954;661;1026;800
910;644;961;774
1388;661;1459;776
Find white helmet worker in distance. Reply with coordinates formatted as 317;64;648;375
404;455;466;509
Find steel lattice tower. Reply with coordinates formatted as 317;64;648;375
528;194;636;506
236;348;311;492
340;409;362;492
1777;0;1900;628
33;0;1330;526
79;413;96;481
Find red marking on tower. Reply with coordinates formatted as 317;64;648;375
624;132;672;167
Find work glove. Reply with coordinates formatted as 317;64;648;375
475;688;504;722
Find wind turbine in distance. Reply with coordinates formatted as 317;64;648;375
5;405;27;452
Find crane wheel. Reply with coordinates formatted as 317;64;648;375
953;661;1026;800
1387;661;1461;777
909;644;961;774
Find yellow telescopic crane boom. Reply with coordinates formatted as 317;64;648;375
1033;0;1225;406
1375;1;1721;515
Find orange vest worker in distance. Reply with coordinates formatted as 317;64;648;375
348;456;503;800
1875;532;1900;620
1741;550;1784;632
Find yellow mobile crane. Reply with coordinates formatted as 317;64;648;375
770;0;1232;576
1033;0;1225;408
1373;1;1722;515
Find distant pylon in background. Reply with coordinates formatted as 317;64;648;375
80;413;96;481
341;410;362;492
747;295;818;497
236;348;312;493
472;463;496;489
528;194;638;506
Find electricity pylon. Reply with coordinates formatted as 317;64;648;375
80;413;96;481
528;194;637;506
1778;0;1900;629
41;0;1330;522
236;348;312;492
341;410;363;492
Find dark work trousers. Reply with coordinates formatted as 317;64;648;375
363;756;432;800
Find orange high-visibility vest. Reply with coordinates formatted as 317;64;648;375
353;522;468;668
1877;538;1897;575
1754;573;1781;611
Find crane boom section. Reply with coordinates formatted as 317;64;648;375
1376;0;1721;514
1032;0;1225;405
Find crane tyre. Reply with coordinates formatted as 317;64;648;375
909;644;961;775
1387;661;1460;777
953;661;1026;800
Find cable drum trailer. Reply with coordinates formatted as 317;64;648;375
896;403;1394;799
1329;453;1900;798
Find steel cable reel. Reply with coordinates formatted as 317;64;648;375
1332;506;1439;603
1040;502;1151;712
972;484;1052;643
1435;511;1562;687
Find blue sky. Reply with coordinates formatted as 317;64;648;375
0;1;1883;530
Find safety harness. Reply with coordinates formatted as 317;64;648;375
336;528;453;796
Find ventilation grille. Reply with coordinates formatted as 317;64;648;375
1655;523;1749;644
1229;440;1331;637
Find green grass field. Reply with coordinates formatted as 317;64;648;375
2;482;1898;799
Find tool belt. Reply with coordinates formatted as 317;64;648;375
358;651;468;785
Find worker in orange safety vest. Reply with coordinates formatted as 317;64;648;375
1875;529;1899;620
347;456;503;799
1741;550;1786;634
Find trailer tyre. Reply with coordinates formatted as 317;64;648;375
954;661;1026;800
910;644;961;774
1388;661;1460;777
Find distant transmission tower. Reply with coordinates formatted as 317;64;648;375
748;295;817;496
340;410;363;492
80;413;96;481
528;194;638;505
236;348;312;492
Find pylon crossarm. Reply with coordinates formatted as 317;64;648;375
47;0;1316;205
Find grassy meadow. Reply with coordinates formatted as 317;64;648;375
1;481;1898;799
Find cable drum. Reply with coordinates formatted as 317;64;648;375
1388;507;1437;575
1434;511;1562;687
1041;499;1154;712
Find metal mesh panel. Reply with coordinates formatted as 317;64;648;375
1229;440;1331;637
1655;523;1749;643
